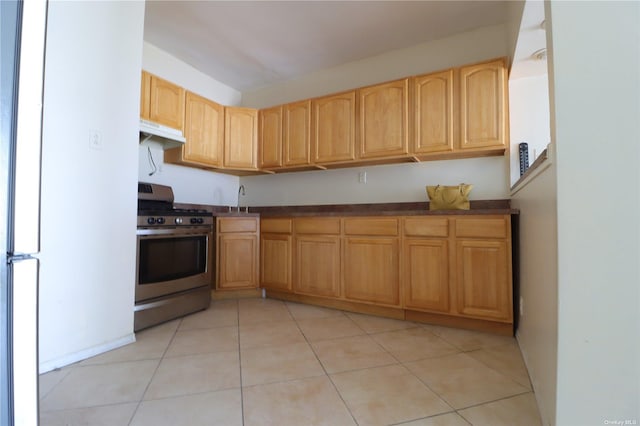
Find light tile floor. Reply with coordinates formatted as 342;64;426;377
39;298;542;426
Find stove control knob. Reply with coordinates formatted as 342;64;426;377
190;217;198;224
156;217;165;225
146;217;156;225
197;218;204;224
175;217;183;225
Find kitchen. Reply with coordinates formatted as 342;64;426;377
3;1;638;425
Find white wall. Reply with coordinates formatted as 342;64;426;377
241;24;511;205
511;155;558;426
139;42;242;205
243;157;509;206
39;2;145;371
242;24;509;108
548;1;640;424
509;75;551;185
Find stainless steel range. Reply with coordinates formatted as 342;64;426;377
135;182;213;331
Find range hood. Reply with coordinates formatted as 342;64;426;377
139;119;186;149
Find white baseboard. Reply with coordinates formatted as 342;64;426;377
38;333;136;374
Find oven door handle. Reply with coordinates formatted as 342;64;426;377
136;226;211;237
134;299;173;312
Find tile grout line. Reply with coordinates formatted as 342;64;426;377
127;318;182;426
236;299;246;426
284;301;362;426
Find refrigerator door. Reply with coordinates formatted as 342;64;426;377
12;0;47;256
10;257;39;426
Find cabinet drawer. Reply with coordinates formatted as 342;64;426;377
218;218;258;233
344;218;398;236
261;218;292;234
403;217;449;237
294;218;341;235
455;217;508;239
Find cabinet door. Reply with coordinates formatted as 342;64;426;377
182;92;224;166
284;100;312;166
456;239;511;321
459;59;507;150
403;239;450;313
259;106;283;168
413;70;454;154
218;234;258;289
312;91;356;163
344;237;399;306
224;107;258;169
294;235;341;297
260;234;292;292
358;79;409;159
140;71;151;121
149;74;185;131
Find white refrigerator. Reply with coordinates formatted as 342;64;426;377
1;0;48;424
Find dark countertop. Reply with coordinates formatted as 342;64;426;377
248;200;518;217
175;200;518;218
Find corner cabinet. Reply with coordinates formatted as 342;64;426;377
312;91;357;164
165;91;224;168
216;216;259;290
140;71;185;131
224;107;258;170
283;100;312;167
358;79;409;159
260;218;293;292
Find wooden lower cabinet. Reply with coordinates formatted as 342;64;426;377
456;239;511;321
260;214;513;334
217;217;259;290
294;235;341;297
344;237;399;306
403;238;450;313
260;234;292;291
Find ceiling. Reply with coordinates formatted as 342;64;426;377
144;1;509;92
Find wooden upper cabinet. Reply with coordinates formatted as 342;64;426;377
459;58;507;150
312;91;356;164
413;70;455;154
259;106;283;169
358;79;409;159
170;91;224;167
140;72;185;131
284;100;312;167
224;107;258;169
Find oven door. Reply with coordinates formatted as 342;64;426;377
135;226;212;303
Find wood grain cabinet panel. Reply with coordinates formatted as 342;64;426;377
259;106;283;169
403;217;449;238
217;217;259;290
456;239;511;321
403;239;450;313
140;71;185;131
459;58;507;150
218;234;258;289
294;236;341;297
261;234;292;292
413;70;455;153
284;100;312;167
165;91;224;168
312;91;356;164
224;107;258;169
358;79;409;159
344;218;398;236
344;237;400;306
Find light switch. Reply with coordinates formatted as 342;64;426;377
358;171;367;184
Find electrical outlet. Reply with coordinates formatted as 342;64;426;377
358;171;367;184
519;297;524;316
89;130;102;150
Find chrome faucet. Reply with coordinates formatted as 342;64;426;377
237;185;245;212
